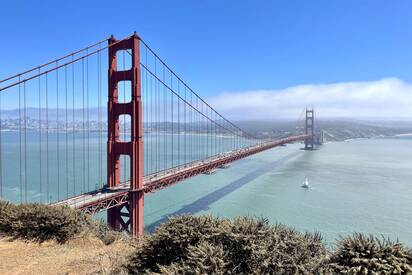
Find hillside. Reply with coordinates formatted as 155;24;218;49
318;120;405;141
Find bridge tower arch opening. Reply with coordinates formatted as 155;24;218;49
304;108;315;150
107;33;143;238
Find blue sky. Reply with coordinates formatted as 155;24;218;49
1;1;412;118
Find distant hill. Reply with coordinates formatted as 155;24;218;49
0;107;106;121
1;107;411;141
234;119;412;141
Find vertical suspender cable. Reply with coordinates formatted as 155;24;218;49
143;47;146;174
56;62;60;200
214;112;216;156
206;105;208;157
157;61;160;172
215;113;218;156
198;98;200;160
144;47;148;174
72;56;76;196
18;78;22;203
206;105;208;158
46;73;49;202
150;56;154;173
233;122;235;151
184;85;187;165
86;51;90;191
206;106;208;157
213;110;215;156
218;115;220;154
0;86;2;199
82;58;85;193
154;58;158;172
177;81;180;166
97;46;102;187
153;57;156;172
155;60;158;171
65;65;68;197
191;91;193;162
163;65;166;171
198;97;200;159
210;109;212;157
202;102;204;157
209;108;214;157
38;69;42;202
209;108;211;157
23;82;27;202
123;51;126;181
157;62;159;170
170;71;173;168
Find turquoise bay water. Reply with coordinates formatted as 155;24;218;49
144;137;412;245
1;132;411;245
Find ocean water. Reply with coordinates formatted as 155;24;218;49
144;137;412;245
1;133;412;245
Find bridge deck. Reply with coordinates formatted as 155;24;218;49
52;135;308;215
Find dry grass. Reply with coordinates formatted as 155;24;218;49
0;236;133;275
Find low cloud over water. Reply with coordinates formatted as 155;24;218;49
208;78;412;120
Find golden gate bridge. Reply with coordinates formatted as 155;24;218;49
0;32;317;238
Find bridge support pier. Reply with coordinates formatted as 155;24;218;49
107;33;144;238
304;108;315;150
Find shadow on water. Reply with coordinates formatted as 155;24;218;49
145;151;302;232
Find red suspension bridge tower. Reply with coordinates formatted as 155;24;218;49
305;108;315;150
107;33;144;237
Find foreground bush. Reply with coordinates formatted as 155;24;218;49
124;215;326;274
326;233;412;274
1;202;411;274
0;200;120;244
122;215;412;274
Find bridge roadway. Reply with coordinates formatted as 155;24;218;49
52;134;309;215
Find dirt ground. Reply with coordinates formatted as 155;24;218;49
0;237;133;275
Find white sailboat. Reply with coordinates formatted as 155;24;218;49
301;177;310;188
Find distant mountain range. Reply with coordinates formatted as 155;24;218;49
234;119;412;141
0;108;107;121
1;108;411;141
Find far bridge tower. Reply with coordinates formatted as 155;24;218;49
305;108;315;150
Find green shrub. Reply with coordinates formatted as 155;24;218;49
125;215;228;273
0;200;127;245
155;241;227;275
124;215;326;274
0;200;94;243
326;233;412;274
0;200;18;234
